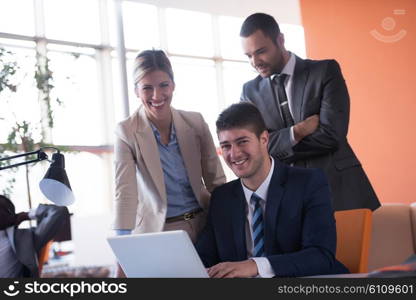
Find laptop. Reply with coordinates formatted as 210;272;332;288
107;230;209;278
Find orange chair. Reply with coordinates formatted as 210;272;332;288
334;209;372;273
38;240;54;276
368;204;415;271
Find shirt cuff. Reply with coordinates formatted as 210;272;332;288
251;257;275;278
28;208;37;220
115;229;132;236
290;126;298;146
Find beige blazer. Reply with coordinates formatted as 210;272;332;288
113;106;226;233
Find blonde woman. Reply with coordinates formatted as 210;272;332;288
113;50;225;255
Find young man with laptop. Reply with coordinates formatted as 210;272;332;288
107;103;348;278
195;103;348;278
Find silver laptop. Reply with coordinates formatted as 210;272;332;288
107;230;209;278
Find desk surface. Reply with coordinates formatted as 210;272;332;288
306;273;369;278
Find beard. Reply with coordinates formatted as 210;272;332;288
273;51;287;74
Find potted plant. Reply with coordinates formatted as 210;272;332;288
0;46;64;208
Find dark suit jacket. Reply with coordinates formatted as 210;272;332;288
196;160;349;277
241;56;380;211
8;204;69;277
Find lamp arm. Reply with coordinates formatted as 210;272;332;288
0;149;40;161
0;150;48;171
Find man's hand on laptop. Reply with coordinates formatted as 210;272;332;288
207;260;258;278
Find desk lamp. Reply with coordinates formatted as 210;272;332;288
0;147;75;206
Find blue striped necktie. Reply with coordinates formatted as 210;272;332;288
251;193;265;257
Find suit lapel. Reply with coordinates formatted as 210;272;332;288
135;107;167;204
264;160;288;254
172;109;201;203
231;182;247;260
292;56;309;123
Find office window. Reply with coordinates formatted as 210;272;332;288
125;51;141;114
64;152;113;217
0;161;47;213
111;53;126;122
280;24;306;58
0;0;35;37
0;44;39;143
166;8;214;57
218;16;246;60
170;57;218;134
122;2;159;50
222;61;255;107
43;0;101;45
47;48;104;146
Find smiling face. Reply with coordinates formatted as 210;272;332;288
218;127;270;187
241;29;288;78
135;70;175;123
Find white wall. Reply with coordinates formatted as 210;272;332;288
129;0;302;25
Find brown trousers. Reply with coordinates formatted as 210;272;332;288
163;211;207;243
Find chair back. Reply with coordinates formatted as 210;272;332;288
38;240;54;276
368;204;415;271
334;208;372;273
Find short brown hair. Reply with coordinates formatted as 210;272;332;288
216;102;267;137
240;13;281;44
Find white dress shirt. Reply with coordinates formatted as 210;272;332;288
0;228;23;278
241;157;276;278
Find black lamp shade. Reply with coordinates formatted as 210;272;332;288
39;153;75;206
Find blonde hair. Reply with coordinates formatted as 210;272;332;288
132;49;174;86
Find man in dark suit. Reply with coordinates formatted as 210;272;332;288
239;13;379;211
195;103;348;278
0;195;69;277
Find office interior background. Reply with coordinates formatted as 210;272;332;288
0;0;414;268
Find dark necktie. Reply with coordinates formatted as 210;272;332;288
251;193;265;257
273;74;294;128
